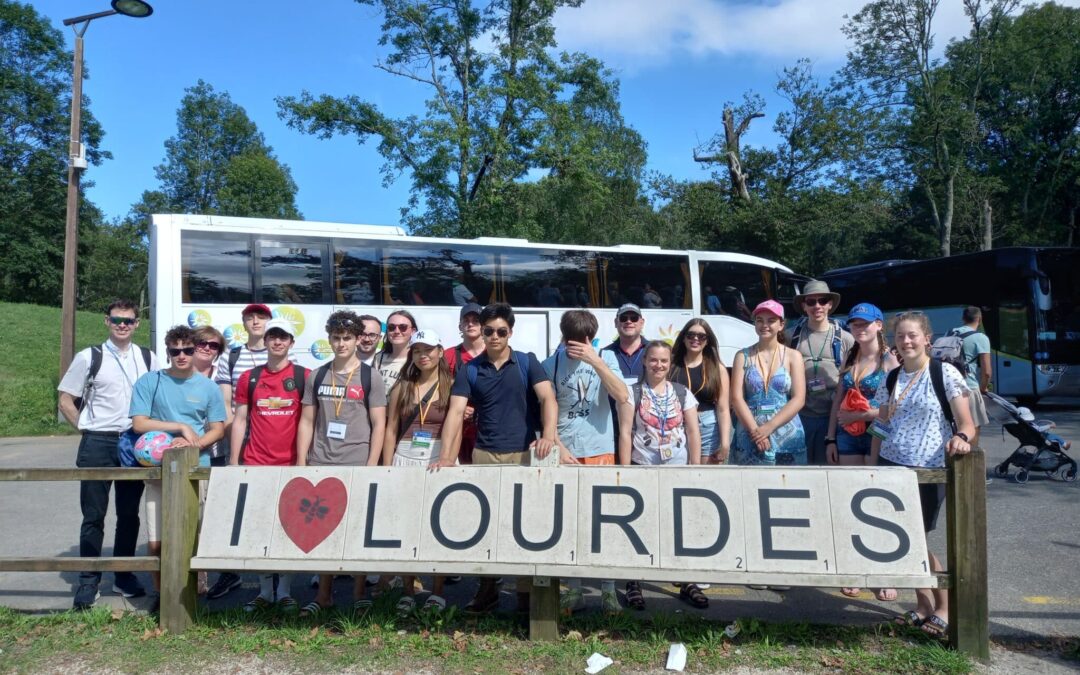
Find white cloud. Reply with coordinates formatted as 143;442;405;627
553;0;1080;69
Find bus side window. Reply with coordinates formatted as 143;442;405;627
602;253;687;309
181;231;253;304
258;240;329;304
502;248;592;308
381;243;495;307
335;243;381;305
699;261;769;320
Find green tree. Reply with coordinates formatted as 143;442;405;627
148;79;300;218
0;0;110;305
278;0;648;239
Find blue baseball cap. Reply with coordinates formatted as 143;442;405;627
848;303;884;323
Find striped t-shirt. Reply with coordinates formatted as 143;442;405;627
213;346;269;396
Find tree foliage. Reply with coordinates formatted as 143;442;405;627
0;0;110;305
277;0;649;242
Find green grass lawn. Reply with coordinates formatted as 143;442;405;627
0;302;151;437
0;604;979;674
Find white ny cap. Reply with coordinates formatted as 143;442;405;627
410;330;442;347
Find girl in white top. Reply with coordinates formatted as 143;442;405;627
373;309;417;393
870;311;975;639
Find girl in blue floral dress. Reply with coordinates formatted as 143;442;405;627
731;300;807;465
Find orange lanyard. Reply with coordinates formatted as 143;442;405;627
333;366;356;419
892;361;928;407
414;383;437;428
684;364;705;395
755;344;781;396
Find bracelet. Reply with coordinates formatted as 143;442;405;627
954;432;969;443
824;438;837;445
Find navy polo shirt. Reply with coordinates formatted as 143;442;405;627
600;338;650;383
451;348;550;453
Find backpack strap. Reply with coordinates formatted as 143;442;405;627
137;345;152;372
240;365;267;461
789;319;805;349
292;363;306;400
228;346;242;381
929;358;957;434
77;346;105;411
311;363;332;428
830;320;844;368
396;382;438;444
360;362;372;412
453;345;464;374
885;366;900;395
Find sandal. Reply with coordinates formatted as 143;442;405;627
423;594;447;611
625;581;646;611
243;596;273;613
277;596;299;614
892;610;925;628
396;596;416;617
299;600;328;617
874;588;898;602
679;583;709;609
841;587;862;598
921;614;948;639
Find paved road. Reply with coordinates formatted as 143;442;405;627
2;403;1078;640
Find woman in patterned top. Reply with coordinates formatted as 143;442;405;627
870;311;975;639
826;303;899;600
731;300;807;466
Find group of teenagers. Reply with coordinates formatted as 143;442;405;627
60;279;993;640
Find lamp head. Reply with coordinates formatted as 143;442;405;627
111;0;153;18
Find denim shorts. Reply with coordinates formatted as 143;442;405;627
698;409;720;457
836;428;872;455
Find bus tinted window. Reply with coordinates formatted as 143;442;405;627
259;240;327;304
182;231;252;304
602;253;688;309
699;261;773;320
381;244;496;306
335;243;381;305
502;249;593;308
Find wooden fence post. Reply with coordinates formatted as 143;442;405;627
159;445;200;634
946;448;989;662
529;576;560;641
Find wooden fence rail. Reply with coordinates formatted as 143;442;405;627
0;446;988;661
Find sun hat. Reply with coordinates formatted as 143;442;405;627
264;317;295;338
848;302;884;323
410;330;442;348
752;299;785;319
793;280;841;314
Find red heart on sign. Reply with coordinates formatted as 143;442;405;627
277;477;348;554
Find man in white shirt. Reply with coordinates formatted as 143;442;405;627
57;299;158;610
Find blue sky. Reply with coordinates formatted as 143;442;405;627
30;0;1076;229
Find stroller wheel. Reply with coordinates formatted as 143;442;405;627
1061;466;1077;483
1015;470;1030;484
994;463;1009;478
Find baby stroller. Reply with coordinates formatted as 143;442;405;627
986;391;1076;484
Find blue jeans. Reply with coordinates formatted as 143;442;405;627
800;414;830;466
76;431;144;587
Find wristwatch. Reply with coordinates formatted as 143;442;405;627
824;437;837;446
954;432;969;442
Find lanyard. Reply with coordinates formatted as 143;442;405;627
332;366;357;419
684;364;705;395
892;361;929;407
414;382;438;428
643;382;671;440
808;327;832;375
105;344;136;388
755;344;781;396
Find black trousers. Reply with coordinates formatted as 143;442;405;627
76;431;145;586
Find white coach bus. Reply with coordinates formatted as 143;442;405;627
150;214;806;367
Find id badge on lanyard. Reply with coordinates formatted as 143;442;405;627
410;429;433;451
868;418;891;440
327;421;348;440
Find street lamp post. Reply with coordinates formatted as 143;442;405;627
59;0;154;380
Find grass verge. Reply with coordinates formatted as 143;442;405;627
0;601;974;673
0;302;151;437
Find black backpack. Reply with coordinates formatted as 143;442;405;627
311;362;373;426
76;344;153;410
885;358;956;434
930;328;977;379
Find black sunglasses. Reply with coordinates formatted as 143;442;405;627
618;313;641;323
684;331;708;342
803;297;832;306
108;316;138;326
195;340;222;352
167;346;196;357
482;327;509;338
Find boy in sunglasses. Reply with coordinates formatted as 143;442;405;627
130;325;226;611
785;280;853;466
58;299;158;610
434;302;558;613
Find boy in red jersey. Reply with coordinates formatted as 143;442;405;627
230;317;308;612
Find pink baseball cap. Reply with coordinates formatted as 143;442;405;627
752;299;785;319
